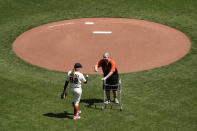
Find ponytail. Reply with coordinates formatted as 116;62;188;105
71;68;76;79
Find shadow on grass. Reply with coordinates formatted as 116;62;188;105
43;111;73;119
80;98;103;110
81;98;122;111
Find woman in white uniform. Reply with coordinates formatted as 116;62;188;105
61;63;88;120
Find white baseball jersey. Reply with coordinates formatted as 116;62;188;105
66;70;86;88
66;70;86;106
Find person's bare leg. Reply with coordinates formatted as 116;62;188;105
113;90;119;104
113;90;117;98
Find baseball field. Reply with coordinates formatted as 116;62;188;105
0;0;197;131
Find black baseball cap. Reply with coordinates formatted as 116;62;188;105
74;63;83;68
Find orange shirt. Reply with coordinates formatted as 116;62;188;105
96;58;116;73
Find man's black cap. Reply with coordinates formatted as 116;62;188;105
74;63;83;68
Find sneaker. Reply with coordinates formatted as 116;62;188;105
114;98;119;104
73;115;81;120
104;100;111;104
76;110;81;115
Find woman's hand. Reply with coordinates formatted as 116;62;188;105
61;93;66;99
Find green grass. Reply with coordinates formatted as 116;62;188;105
0;0;197;130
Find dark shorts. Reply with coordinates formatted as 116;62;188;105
103;76;119;91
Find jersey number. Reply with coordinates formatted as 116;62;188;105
70;77;79;84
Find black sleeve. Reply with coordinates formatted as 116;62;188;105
63;81;69;93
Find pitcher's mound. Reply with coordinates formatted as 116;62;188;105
13;18;191;74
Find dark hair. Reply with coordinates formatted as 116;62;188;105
74;63;82;68
71;63;82;78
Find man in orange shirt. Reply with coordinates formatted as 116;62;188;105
94;52;119;104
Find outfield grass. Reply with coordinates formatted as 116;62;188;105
0;0;197;130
